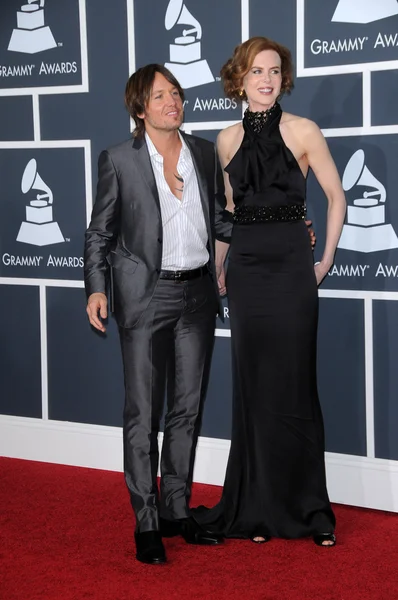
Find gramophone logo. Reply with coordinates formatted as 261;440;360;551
332;0;398;24
164;0;214;89
338;150;398;253
16;158;64;246
8;0;57;55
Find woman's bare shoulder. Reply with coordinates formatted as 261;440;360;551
217;122;244;160
281;112;320;136
218;122;243;144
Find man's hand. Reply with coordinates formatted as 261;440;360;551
215;240;229;297
86;292;108;333
216;264;226;296
305;219;316;248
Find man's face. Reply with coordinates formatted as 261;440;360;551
139;72;184;133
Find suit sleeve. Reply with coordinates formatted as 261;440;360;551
84;150;120;299
214;145;233;243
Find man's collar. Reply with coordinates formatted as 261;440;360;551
145;130;189;158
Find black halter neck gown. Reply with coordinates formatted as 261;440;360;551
195;104;335;539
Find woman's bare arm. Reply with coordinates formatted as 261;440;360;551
300;119;346;284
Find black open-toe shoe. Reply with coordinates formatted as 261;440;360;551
250;533;271;544
313;533;336;547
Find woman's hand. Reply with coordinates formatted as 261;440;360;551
314;261;331;286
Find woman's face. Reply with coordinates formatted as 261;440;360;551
242;49;282;112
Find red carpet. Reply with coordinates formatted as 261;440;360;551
1;458;398;600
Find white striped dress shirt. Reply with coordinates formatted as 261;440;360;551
145;131;209;271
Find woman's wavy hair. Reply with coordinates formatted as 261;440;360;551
221;37;294;102
125;64;185;138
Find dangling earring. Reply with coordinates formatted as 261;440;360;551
238;89;244;98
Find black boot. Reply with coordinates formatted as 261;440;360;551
134;531;167;565
179;516;223;545
159;517;181;538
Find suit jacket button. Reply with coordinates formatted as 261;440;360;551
156;268;160;273
157;238;162;243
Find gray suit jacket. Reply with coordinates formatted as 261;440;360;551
84;131;232;328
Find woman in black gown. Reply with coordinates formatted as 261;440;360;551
195;37;346;546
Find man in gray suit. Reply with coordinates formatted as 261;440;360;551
84;64;231;564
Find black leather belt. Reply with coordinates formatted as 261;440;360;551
159;265;208;281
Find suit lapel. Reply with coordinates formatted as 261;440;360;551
131;133;212;233
132;136;161;216
182;132;211;235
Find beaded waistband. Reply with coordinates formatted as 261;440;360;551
233;204;306;224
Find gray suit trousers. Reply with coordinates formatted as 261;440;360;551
119;272;217;532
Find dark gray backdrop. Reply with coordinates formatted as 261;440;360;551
1;0;398;462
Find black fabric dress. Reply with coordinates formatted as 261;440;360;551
195;103;335;539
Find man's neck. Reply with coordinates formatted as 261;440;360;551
145;127;181;158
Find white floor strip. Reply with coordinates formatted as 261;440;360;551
1;416;398;512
